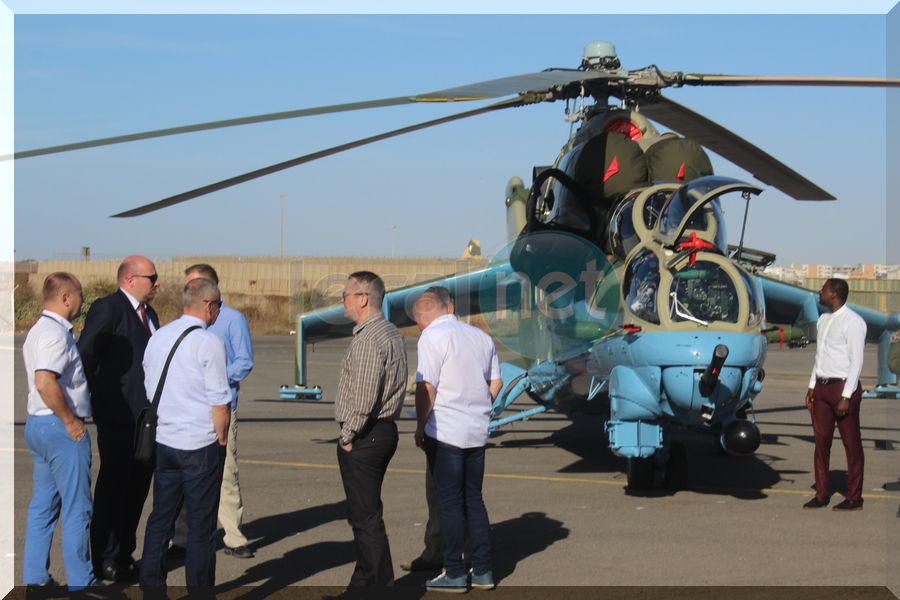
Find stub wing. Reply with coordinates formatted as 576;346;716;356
290;262;522;388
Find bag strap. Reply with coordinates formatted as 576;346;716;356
150;325;201;411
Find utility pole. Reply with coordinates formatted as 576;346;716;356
280;193;285;257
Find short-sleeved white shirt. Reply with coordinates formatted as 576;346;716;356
23;310;92;418
416;314;500;448
143;315;231;450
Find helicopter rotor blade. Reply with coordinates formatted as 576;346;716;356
639;95;835;201
680;74;900;88
11;69;619;161
110;97;531;218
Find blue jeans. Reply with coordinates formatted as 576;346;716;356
23;414;95;589
139;441;225;590
424;436;492;578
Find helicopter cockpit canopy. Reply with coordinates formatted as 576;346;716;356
655;176;762;252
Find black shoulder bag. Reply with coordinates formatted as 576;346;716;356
134;325;201;465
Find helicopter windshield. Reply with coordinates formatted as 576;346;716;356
608;196;639;259
738;267;764;327
655;176;761;252
623;250;661;324
668;261;739;324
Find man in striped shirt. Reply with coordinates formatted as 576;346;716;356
333;271;407;591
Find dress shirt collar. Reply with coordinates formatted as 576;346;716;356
830;304;848;318
427;313;457;329
120;287;143;311
179;314;209;330
352;312;384;335
40;309;74;333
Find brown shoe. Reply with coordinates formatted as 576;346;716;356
832;499;863;511
803;497;828;509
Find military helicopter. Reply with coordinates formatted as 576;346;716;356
14;41;900;489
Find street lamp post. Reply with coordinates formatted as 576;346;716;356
280;193;285;257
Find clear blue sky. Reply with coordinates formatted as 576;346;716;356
10;12;894;265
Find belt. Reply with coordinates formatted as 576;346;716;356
816;377;846;385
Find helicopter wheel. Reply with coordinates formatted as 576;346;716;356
626;457;655;490
664;442;689;491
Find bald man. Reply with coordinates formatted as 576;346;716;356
78;255;161;582
23;273;95;591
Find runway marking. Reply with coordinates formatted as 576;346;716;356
7;448;899;502
240;458;900;501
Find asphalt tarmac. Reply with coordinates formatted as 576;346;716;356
8;335;900;596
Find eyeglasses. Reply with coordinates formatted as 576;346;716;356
341;291;369;301
205;299;223;309
134;273;159;285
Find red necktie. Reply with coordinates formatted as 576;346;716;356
138;303;151;335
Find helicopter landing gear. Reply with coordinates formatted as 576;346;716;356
626;442;689;491
625;457;655;490
664;442;689;490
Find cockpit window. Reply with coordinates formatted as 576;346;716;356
658;185;708;239
738;268;763;327
623;250;660;324
642;190;673;230
668;261;739;324
608;197;639;259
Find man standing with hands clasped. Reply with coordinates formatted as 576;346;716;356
413;286;502;593
804;278;867;511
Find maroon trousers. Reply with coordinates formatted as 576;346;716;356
811;381;864;502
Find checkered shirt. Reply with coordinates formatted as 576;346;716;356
335;313;407;445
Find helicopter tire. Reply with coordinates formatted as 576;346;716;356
664;442;689;491
626;457;655;490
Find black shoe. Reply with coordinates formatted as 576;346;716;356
166;544;187;560
99;560;137;583
25;577;64;598
223;544;255;558
399;557;442;572
803;497;829;509
833;498;864;511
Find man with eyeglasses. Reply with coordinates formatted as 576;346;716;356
139;277;231;592
167;263;255;560
78;254;161;582
327;271;407;596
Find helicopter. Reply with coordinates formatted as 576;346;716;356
13;39;900;489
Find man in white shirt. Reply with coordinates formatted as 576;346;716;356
413;287;502;592
22;273;95;591
138;277;231;591
804;278;867;511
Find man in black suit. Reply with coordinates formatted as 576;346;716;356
78;255;160;582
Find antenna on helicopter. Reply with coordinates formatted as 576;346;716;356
581;40;621;71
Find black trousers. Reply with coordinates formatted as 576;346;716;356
91;420;154;575
337;420;398;587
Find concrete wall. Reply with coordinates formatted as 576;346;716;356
18;256;490;299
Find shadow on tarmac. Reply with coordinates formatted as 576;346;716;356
242;500;348;555
393;511;569;594
491;413;788;500
213;501;352;594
